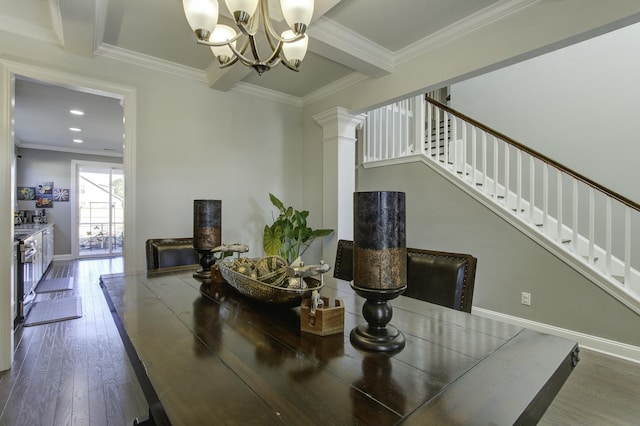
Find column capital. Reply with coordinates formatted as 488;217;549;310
313;107;366;141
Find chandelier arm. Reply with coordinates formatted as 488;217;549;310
263;40;285;66
227;40;262;67
219;56;240;69
259;0;278;49
196;32;243;47
280;57;300;72
235;16;259;37
247;35;263;63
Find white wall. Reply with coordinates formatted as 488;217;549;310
450;22;640;204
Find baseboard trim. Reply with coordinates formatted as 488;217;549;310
472;307;640;364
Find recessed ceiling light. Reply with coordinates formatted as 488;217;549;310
73;139;83;143
70;109;84;116
69;127;82;132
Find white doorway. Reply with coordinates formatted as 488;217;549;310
1;60;137;371
74;161;124;258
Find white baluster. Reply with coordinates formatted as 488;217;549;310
444;111;449;167
451;116;458;173
543;162;548;230
482;132;487;194
472;128;477;187
557;170;563;244
425;98;432;157
529;156;535;224
516;150;522;216
572;179;578;254
462;122;468;181
404;99;410;155
588;187;595;265
435;107;441;163
504;143;510;207
605;197;612;276
493;137;498;199
625;206;631;289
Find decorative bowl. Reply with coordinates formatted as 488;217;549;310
218;257;324;306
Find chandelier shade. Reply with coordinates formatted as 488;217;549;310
209;24;237;63
183;0;219;40
182;0;314;75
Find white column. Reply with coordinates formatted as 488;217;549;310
313;107;365;264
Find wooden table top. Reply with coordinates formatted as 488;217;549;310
100;270;579;426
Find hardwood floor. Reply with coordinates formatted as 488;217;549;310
0;258;147;426
540;349;640;425
1;258;639;425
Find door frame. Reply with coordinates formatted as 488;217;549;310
72;160;124;258
0;58;137;370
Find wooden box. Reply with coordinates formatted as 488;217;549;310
300;297;344;336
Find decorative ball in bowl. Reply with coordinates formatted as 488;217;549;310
217;256;325;306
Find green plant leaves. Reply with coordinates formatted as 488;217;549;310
263;224;283;256
263;193;334;264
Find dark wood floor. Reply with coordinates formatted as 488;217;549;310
1;258;639;425
0;258;147;426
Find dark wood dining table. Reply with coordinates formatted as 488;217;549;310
100;269;579;425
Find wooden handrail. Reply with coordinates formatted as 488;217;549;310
426;97;640;212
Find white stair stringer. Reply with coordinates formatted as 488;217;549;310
364;153;640;314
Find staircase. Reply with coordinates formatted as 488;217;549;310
363;95;640;314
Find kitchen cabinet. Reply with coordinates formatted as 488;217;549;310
41;224;54;272
12;241;17;327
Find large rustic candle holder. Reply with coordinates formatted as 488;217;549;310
193;199;222;283
351;191;406;352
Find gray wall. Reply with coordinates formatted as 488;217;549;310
15;147;122;256
357;161;640;347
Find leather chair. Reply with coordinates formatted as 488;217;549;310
333;240;477;313
145;238;200;274
333;239;354;281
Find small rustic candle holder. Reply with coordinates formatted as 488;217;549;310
193;199;222;283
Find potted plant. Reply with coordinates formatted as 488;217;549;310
263;193;333;265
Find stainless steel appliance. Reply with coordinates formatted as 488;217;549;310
16;232;42;325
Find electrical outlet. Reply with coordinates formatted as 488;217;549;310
521;292;531;306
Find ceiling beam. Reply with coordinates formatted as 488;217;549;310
307;16;393;78
57;0;100;57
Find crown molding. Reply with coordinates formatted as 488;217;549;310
302;72;369;106
395;0;541;65
231;82;303;107
94;44;206;82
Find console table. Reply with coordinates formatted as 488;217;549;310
100;270;579;425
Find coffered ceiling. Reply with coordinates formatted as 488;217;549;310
3;0;637;155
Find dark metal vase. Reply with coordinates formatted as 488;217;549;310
351;191;406;352
193;200;222;283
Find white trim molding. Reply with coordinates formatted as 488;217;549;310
473;307;640;364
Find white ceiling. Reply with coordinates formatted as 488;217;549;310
0;0;616;156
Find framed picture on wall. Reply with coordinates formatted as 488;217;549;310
53;188;69;202
36;194;54;208
37;181;53;195
17;186;35;200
